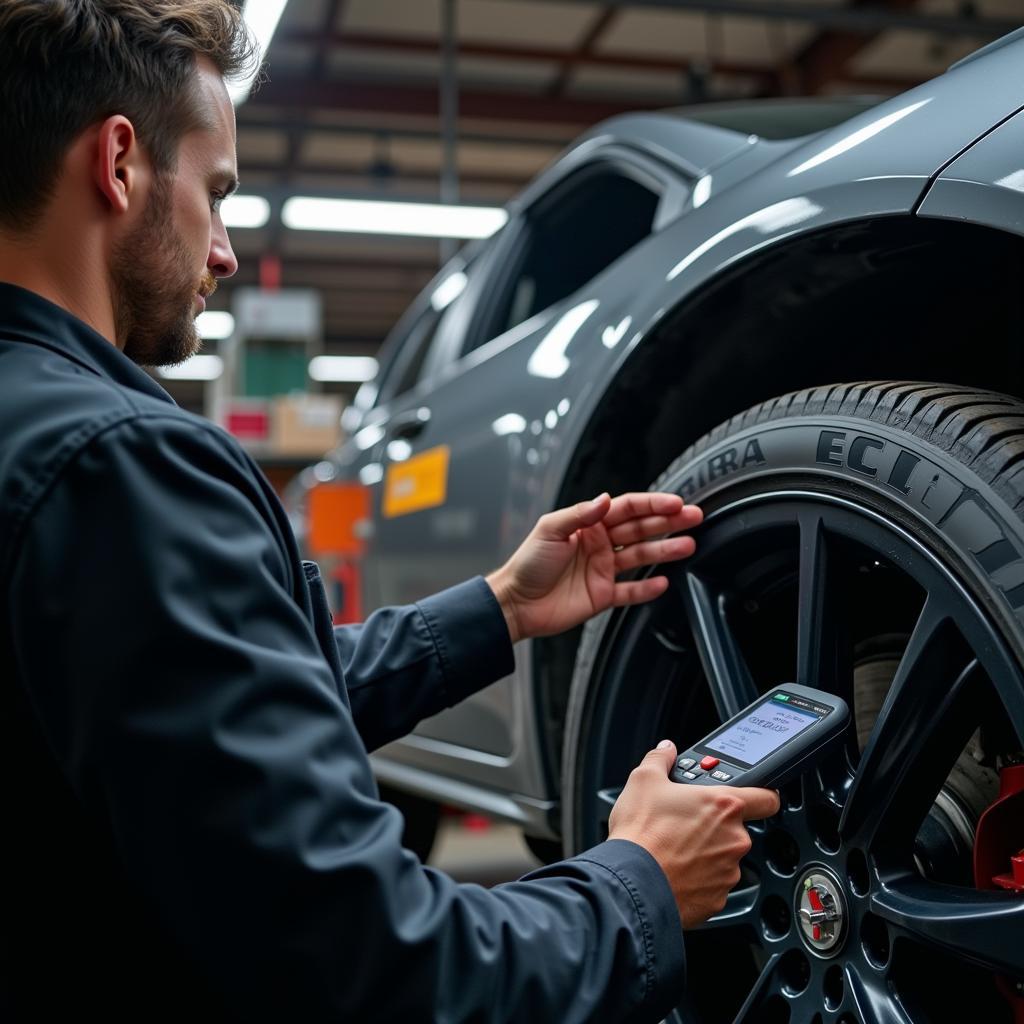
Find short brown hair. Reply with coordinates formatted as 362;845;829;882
0;0;257;232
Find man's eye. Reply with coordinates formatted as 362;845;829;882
211;192;225;212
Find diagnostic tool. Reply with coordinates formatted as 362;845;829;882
670;684;849;788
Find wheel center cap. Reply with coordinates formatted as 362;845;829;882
795;866;848;957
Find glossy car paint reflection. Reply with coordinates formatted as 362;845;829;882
294;30;1024;836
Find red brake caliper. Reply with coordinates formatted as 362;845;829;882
973;763;1024;1023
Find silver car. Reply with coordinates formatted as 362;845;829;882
292;27;1024;1024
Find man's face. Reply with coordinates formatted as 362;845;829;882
115;59;239;367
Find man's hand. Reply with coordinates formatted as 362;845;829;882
609;740;779;929
486;492;701;643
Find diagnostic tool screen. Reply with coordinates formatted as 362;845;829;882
703;692;832;769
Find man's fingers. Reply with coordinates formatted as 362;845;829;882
639;738;677;775
614;535;696;572
603;492;684;529
607;506;703;547
537;493;611;540
611;576;670;607
732;787;781;821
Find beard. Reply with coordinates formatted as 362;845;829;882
112;175;216;368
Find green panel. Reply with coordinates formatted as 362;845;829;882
243;344;308;397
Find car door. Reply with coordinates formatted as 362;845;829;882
369;148;691;778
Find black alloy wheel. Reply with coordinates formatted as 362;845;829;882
562;383;1024;1024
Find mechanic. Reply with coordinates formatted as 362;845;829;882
0;2;779;1021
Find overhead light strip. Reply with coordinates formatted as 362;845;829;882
196;311;235;340
282;197;508;239
229;0;290;107
221;195;271;229
309;356;380;383
158;355;224;381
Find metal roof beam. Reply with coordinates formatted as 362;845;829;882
792;0;922;95
233;164;532;194
280;29;779;86
249;79;656;126
236;114;574;148
275;30;938;93
512;0;1017;38
548;7;619;97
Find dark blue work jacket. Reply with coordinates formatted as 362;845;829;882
0;283;684;1022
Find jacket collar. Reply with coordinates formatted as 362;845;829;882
0;281;177;406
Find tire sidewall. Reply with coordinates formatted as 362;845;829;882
659;412;1024;662
562;406;1024;853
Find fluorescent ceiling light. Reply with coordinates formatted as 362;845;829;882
221;194;270;229
158;354;224;381
309;356;380;383
196;311;235;340
229;0;290;107
283;198;508;239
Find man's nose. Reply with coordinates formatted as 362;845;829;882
209;221;238;279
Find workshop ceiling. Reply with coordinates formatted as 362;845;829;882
221;0;1019;358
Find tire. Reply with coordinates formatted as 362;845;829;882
563;382;1024;1024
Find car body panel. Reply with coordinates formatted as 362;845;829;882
917;106;1024;238
309;33;1024;827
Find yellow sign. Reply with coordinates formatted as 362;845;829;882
383;445;450;519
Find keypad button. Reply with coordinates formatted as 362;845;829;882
677;757;696;770
682;770;700;780
710;769;733;781
699;756;720;770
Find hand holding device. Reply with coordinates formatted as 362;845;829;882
609;741;779;928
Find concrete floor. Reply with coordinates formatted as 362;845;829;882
427;818;542;886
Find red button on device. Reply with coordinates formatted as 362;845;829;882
699;756;719;770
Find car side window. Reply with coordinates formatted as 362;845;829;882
371;261;480;410
469;166;661;352
390;308;444;399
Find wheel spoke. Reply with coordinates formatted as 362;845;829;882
731;954;780;1023
839;599;977;851
687;883;759;932
847;966;918;1024
796;512;851;701
872;874;1024;977
681;572;760;720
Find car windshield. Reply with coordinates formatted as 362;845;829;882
666;97;884;140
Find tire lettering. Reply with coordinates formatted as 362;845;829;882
816;430;845;467
887;450;920;495
742;439;766;467
678;437;767;499
848;436;884;478
709;449;738;480
920;473;942;509
681;424;1024;621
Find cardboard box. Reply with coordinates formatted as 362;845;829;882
271;394;342;457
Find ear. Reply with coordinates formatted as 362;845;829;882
93;115;145;215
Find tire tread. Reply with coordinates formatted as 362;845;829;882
655;380;1024;515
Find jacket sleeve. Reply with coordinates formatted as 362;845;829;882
333;576;515;751
8;415;685;1024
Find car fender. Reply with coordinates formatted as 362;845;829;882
917;105;1024;239
538;33;1024;522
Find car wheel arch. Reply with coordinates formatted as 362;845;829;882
531;213;1024;801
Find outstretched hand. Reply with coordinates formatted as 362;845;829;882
486;492;702;643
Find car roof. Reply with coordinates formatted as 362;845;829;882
563;96;885;181
661;97;885;140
